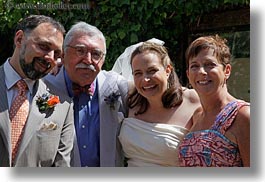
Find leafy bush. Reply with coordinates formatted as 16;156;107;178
0;0;249;71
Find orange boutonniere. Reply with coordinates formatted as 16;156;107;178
36;93;60;112
47;95;60;106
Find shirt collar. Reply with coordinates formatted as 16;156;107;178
4;58;36;94
63;67;97;98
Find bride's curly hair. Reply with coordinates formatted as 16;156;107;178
128;42;183;115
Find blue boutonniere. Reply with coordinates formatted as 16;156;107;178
104;92;121;110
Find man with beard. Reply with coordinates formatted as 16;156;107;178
0;15;75;167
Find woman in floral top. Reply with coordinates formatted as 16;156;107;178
178;35;250;167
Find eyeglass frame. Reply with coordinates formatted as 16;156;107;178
66;44;106;63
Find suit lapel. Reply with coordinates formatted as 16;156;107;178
97;71;107;96
97;71;120;166
15;80;47;161
0;66;11;162
97;71;117;97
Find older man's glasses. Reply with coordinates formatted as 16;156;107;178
67;45;105;63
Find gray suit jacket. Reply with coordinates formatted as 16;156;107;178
0;65;75;167
44;67;128;167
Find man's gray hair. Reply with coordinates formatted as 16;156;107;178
63;21;106;54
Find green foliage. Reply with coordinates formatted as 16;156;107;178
0;0;250;70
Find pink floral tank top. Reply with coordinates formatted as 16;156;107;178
178;100;250;167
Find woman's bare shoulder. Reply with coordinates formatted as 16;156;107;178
236;103;250;125
182;87;200;104
128;80;135;95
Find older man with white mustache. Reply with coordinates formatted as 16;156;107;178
44;22;129;167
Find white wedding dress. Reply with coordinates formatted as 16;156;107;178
118;118;189;167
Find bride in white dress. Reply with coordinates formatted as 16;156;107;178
118;42;201;167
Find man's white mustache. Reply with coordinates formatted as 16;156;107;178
76;63;96;72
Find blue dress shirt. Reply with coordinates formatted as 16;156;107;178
64;68;100;167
